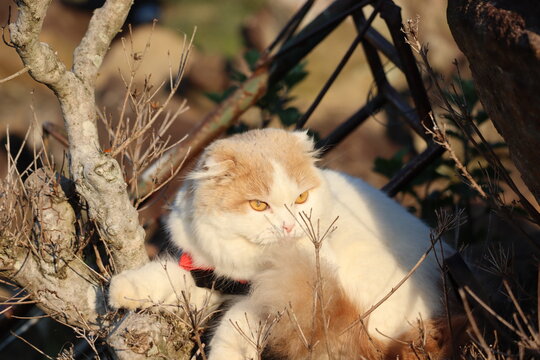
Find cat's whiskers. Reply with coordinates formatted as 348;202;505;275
263;214;288;241
250;224;281;245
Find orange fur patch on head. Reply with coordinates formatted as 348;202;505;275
192;129;321;213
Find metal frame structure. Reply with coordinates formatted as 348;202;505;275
260;0;445;196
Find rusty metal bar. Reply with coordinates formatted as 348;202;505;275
364;27;402;71
352;9;389;90
270;0;369;83
381;84;427;138
266;0;315;53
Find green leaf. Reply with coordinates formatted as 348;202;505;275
418;191;455;226
410;160;446;185
459;78;479;113
474;110;489;125
244;49;260;71
406;206;417;214
446;129;465;140
306;129;321;143
230;69;248;82
490;142;507;150
257;83;283;113
470;166;498;180
226;122;250;135
283;62;308;89
278;107;302;126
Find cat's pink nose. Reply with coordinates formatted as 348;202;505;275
283;223;295;234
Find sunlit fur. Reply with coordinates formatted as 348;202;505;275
169;129;323;280
110;128;462;359
246;246;467;360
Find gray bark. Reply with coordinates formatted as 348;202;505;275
2;169;105;330
10;0;147;272
5;0;193;358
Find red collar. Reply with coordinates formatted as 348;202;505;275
179;252;213;272
179;252;250;293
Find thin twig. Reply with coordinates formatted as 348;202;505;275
0;66;29;84
341;235;439;336
286;304;312;350
464;286;518;335
9;331;54;360
424;115;487;199
459;289;495;360
502;280;540;345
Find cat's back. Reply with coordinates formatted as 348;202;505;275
321;168;432;251
319;169;447;338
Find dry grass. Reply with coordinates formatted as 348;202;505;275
403;16;540;360
0;23;197;358
96;23;194;209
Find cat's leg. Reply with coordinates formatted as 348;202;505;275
208;298;264;360
108;258;218;311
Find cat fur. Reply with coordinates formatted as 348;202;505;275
108;128;461;359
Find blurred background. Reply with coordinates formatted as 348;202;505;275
0;0;463;186
0;0;538;358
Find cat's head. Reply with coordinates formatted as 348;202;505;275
189;128;326;245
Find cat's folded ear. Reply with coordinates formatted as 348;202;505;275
188;152;236;181
293;130;321;160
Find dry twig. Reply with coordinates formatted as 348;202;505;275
0;65;29;84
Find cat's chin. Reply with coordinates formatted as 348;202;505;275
251;234;304;246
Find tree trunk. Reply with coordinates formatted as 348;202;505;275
5;0;194;357
447;0;540;205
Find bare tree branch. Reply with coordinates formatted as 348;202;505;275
10;0;68;88
10;0;148;272
1;168;105;330
73;0;132;87
4;1;199;358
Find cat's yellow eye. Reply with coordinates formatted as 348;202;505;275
249;200;268;211
295;191;309;204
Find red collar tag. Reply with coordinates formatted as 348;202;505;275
178;252;248;285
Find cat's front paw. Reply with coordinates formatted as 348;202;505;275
108;271;155;310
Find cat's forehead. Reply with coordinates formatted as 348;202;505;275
213;130;317;183
213;129;314;166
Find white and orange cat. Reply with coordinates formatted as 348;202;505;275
109;128;462;359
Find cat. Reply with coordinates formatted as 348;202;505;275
108;128;463;359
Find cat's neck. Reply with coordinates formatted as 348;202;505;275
188;219;267;279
